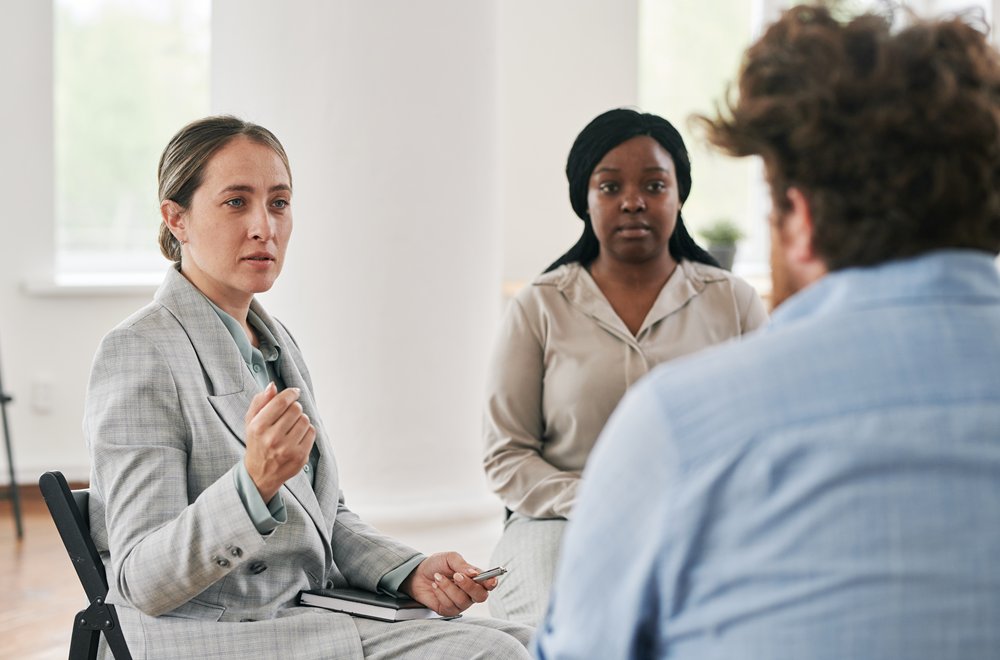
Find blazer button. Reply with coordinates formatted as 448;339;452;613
229;546;243;558
325;580;334;589
213;556;231;568
249;561;268;575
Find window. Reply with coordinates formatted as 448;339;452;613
639;0;994;282
54;0;210;285
638;0;762;274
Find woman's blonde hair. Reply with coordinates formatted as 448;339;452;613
157;116;291;261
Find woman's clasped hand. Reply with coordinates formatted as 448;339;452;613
243;383;316;504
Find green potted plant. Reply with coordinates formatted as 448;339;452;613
698;219;744;272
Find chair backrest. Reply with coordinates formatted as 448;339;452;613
74;490;90;531
39;471;108;602
40;470;133;660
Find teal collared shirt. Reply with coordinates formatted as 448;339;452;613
206;298;423;595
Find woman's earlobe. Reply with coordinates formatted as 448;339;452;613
161;200;187;243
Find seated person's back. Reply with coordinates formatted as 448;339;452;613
534;5;1000;659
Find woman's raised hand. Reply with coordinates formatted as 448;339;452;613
243;382;316;503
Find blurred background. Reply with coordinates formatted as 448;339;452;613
1;0;996;531
3;2;998;655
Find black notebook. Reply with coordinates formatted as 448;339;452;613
298;587;446;622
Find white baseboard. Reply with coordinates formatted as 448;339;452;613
0;462;91;486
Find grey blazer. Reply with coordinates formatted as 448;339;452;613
85;266;421;660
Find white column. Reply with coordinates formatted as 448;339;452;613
499;0;639;282
212;0;503;521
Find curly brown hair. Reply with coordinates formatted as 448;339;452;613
701;3;1000;270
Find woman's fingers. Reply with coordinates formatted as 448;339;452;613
452;571;491;603
273;400;306;436
244;386;315;500
432;572;475;612
245;381;278;423
430;582;467;617
440;554;492;602
247;387;299;432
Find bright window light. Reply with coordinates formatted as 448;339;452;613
54;0;210;283
638;0;764;272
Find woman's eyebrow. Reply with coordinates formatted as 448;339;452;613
218;184;292;194
219;184;254;194
593;166;671;174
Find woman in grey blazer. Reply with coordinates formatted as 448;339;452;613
84;116;532;660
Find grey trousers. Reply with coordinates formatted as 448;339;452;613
354;614;534;659
487;513;568;628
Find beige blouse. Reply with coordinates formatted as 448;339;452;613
482;259;769;519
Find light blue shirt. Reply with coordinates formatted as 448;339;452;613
534;250;1000;659
206;299;423;595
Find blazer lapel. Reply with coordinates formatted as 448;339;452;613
154;268;259;447
155;267;334;550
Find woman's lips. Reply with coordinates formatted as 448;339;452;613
617;226;651;238
243;254;275;268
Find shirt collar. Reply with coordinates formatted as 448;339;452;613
203;296;283;375
535;260;727;340
248;309;281;365
767;249;1000;331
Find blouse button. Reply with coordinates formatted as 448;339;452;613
303;465;310;473
253;364;262;373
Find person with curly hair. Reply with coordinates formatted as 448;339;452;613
534;4;1000;659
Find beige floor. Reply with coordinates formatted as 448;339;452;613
0;496;505;660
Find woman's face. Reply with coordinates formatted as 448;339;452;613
164;136;292;311
587;135;680;267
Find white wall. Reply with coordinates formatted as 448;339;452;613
0;0;640;525
211;0;506;520
0;1;155;486
499;1;639;282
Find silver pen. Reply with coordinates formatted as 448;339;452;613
472;566;508;583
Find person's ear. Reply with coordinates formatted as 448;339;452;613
777;186;828;289
161;200;187;244
783;187;818;264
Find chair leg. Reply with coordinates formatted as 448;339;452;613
102;604;134;660
69;598;134;660
1;392;22;539
68;609;101;660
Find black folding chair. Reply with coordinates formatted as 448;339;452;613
39;471;133;660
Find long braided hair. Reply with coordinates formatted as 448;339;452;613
545;108;718;273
